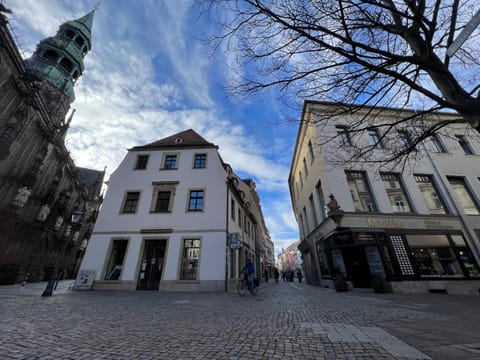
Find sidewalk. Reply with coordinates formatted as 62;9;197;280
0;279;75;297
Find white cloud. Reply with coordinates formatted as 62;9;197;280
7;0;300;250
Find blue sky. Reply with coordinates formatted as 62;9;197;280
5;0;300;253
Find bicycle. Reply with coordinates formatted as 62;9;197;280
237;273;258;297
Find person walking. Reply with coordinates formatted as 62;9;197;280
240;258;255;293
296;269;303;283
264;269;269;282
274;268;280;283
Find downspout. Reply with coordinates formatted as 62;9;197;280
225;177;229;293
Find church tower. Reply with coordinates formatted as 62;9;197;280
0;7;104;285
25;10;95;124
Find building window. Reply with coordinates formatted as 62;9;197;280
308;140;314;162
244;215;248;233
398;130;413;148
299;214;305;238
346;171;376;212
163;154;177;169
380;173;412;213
104;239;128;280
368;128;384;148
455;135;475;155
188;190;204;211
303;207;309;234
336;126;352;146
299;171;304;188
42;49;59;62
303;158;308;176
231;199;235;220
59;57;74;72
121;191;140;213
450;235;480;278
315;180;327;220
179;239;200;280
150;182;177;213
135;155;149;170
238;209;242;228
414;175;448;214
194;153;207;168
153;191;171;212
447;177;480;215
406;235;464;278
430;134;447;153
309;194;318;228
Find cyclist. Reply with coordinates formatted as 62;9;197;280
240;258;255;293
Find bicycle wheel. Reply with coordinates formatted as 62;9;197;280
237;280;247;297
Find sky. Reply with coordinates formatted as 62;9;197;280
4;0;301;254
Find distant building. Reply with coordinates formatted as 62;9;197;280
79;129;270;291
289;101;480;294
0;9;104;284
277;241;302;273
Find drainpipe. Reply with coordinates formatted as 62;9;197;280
225;177;230;293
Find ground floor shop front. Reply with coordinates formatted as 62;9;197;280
300;213;480;294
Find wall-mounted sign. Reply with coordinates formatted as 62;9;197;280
367;219;406;229
228;233;242;249
356;233;376;242
424;220;454;230
365;246;386;276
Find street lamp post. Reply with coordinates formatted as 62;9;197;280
42;207;84;297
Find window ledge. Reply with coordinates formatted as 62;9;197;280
173;280;200;284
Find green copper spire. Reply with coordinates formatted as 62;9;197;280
25;9;96;104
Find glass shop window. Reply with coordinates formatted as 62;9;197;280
104;239;128;280
451;235;480;278
406;235;463;278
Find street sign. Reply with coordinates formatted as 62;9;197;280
228;233;241;249
447;9;480;57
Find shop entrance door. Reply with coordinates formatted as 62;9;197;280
137;240;166;290
342;246;371;288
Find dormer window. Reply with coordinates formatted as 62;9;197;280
175;138;183;144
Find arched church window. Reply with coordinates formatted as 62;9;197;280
42;49;59;62
59;57;74;73
72;70;79;80
74;36;85;47
64;29;75;39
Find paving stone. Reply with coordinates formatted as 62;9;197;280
0;281;479;359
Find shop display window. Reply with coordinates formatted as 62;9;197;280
406;234;464;278
451;235;480;278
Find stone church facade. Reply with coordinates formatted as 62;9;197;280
0;9;103;284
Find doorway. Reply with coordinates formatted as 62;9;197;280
137;240;166;290
341;246;372;288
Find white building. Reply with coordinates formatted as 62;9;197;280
289;101;480;294
79;129;270;292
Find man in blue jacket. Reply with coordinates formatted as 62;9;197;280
241;258;255;292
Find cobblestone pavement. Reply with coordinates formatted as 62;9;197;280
1;280;479;359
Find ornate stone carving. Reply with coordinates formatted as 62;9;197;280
12;186;31;208
36;204;51;222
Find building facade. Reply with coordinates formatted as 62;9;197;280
289;101;480;294
0;9;103;284
79;129;271;292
